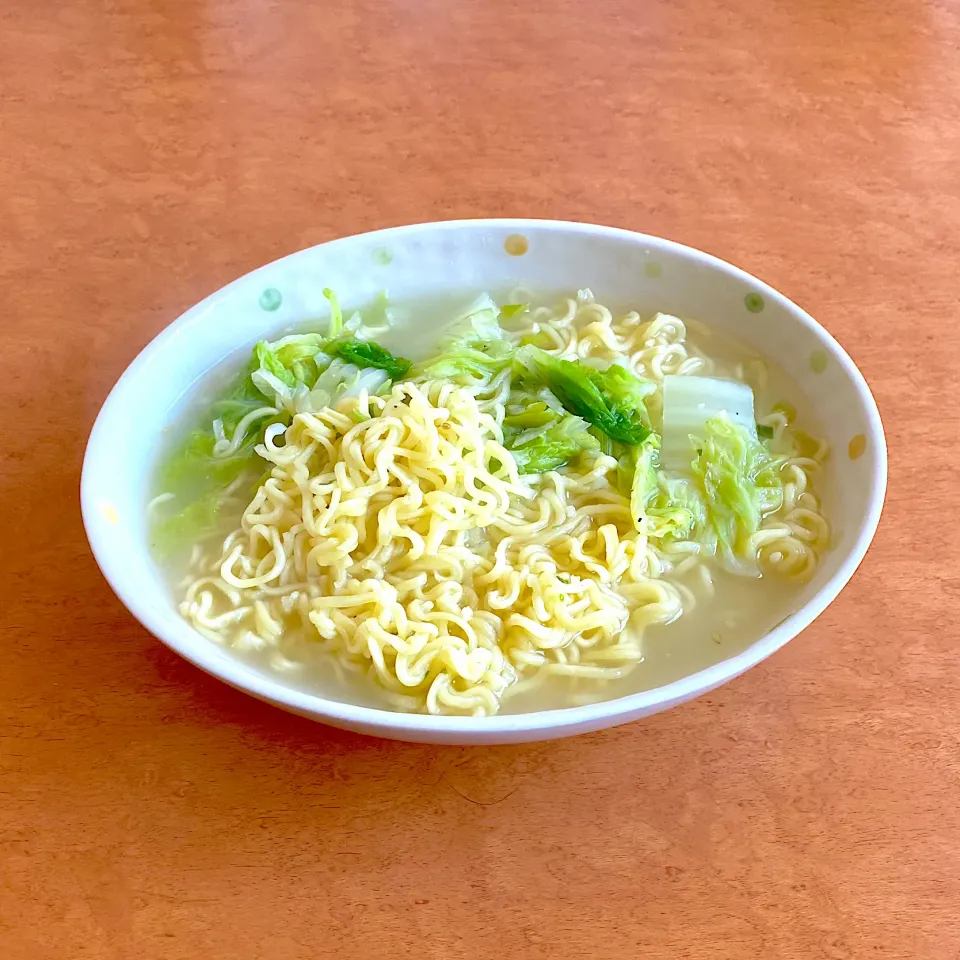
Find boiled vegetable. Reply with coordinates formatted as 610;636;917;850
661;375;757;471
505;415;599;474
690;415;785;558
514;346;655;444
416;294;514;384
327;337;411;379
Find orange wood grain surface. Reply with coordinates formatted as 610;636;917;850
2;1;959;957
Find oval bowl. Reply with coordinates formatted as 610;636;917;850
81;219;886;744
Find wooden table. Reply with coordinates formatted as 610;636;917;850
3;1;958;957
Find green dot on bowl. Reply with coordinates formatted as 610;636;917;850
372;247;393;266
744;292;765;313
259;288;282;311
644;262;662;278
810;350;828;374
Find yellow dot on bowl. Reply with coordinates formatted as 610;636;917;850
848;433;867;460
98;500;119;525
644;262;662;278
810;350;828;374
504;234;528;256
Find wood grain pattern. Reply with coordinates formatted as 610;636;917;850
2;1;959;957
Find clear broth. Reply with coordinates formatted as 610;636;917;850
152;292;829;715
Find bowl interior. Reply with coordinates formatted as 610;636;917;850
82;220;885;741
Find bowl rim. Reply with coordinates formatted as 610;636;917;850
81;218;887;736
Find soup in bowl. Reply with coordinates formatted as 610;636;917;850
81;220;885;743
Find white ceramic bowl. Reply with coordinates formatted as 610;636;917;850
81;220;886;744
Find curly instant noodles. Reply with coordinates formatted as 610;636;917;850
157;294;830;715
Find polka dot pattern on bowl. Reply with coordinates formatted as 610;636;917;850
258;288;282;311
810;350;828;374
504;234;529;256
